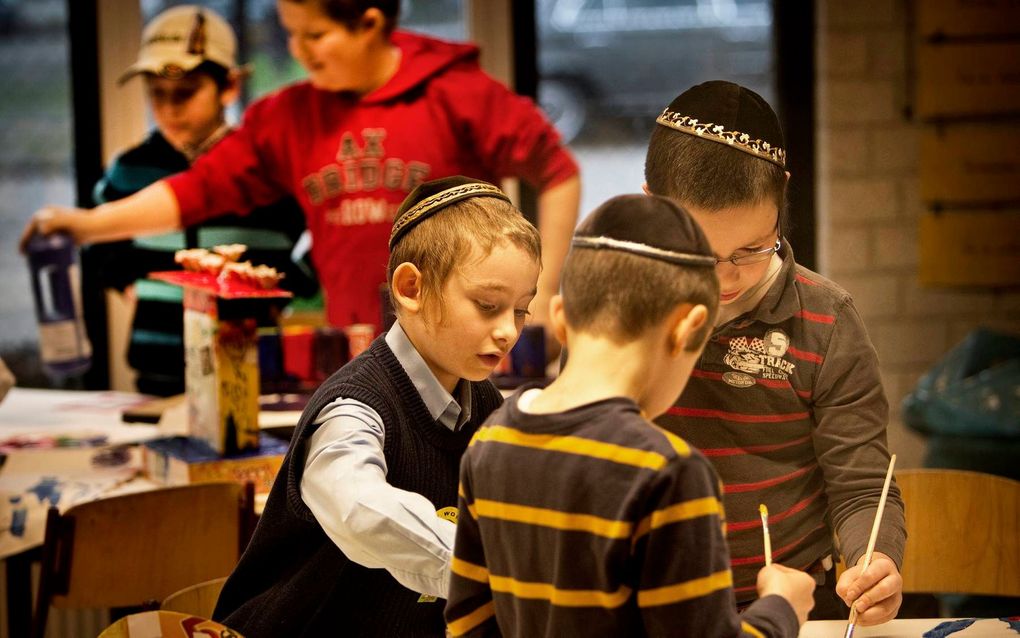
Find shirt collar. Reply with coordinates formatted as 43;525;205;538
385;322;469;431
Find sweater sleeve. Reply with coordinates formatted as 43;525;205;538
635;453;798;638
440;68;578;192
810;296;906;569
445;456;502;637
165;99;292;227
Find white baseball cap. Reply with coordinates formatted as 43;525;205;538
118;5;240;85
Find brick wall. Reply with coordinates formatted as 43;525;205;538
816;0;1020;468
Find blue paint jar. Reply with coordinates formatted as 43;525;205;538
24;232;92;379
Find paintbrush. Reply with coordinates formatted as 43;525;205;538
842;453;897;638
759;503;772;566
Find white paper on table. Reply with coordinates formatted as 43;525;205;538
0;388;161;445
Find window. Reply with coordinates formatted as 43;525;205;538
0;0;75;382
536;0;775;217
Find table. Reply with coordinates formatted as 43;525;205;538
0;389;163;559
0;388;163;637
0;387;291;636
801;618;1020;637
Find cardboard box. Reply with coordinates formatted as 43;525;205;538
183;288;261;455
918;0;1020;38
152;271;291;455
920;124;1020;205
143;434;289;496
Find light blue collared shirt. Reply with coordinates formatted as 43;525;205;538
301;322;470;598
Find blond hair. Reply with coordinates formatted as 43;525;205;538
387;198;541;323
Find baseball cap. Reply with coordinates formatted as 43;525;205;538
118;5;240;85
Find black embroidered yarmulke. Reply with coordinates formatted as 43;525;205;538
572;194;717;268
655;80;786;168
389;176;512;249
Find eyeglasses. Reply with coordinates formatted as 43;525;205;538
714;220;783;267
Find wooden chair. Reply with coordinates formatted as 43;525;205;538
897;469;1020;596
31;481;255;638
160;576;228;618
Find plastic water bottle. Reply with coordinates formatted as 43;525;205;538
24;231;92;378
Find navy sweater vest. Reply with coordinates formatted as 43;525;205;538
214;335;503;637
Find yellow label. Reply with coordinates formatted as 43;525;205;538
416;507;460;603
436;506;458;524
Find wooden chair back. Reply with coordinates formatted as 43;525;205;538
160;576;228;618
31;481;254;638
898;469;1020;596
98;609;244;638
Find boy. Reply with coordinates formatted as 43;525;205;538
645;81;906;624
213;177;543;637
92;4;316;395
445;194;816;637
23;0;579;338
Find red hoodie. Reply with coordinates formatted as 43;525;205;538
167;31;578;331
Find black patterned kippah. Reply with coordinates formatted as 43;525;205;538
389;176;512;250
655;80;786;169
573;194;716;268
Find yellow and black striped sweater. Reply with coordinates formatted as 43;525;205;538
445;391;798;637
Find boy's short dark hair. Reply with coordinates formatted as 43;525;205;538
190;60;232;91
387;197;541;324
561;195;719;351
645;80;788;226
285;0;400;34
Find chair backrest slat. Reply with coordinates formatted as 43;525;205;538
898;469;1020;596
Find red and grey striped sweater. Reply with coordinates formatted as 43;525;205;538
656;246;906;601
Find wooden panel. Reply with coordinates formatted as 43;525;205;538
919;124;1020;205
919;210;1020;287
898;470;1020;596
917;42;1020;119
917;0;1020;38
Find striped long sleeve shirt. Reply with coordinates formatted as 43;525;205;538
445;392;799;638
656;246;906;601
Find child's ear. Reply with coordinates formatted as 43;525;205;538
669;303;709;356
641;182;651;195
391;262;423;314
359;7;385;34
549;294;568;346
219;71;242;108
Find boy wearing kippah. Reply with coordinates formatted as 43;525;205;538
646;81;906;624
214;177;542;637
445;195;816;638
